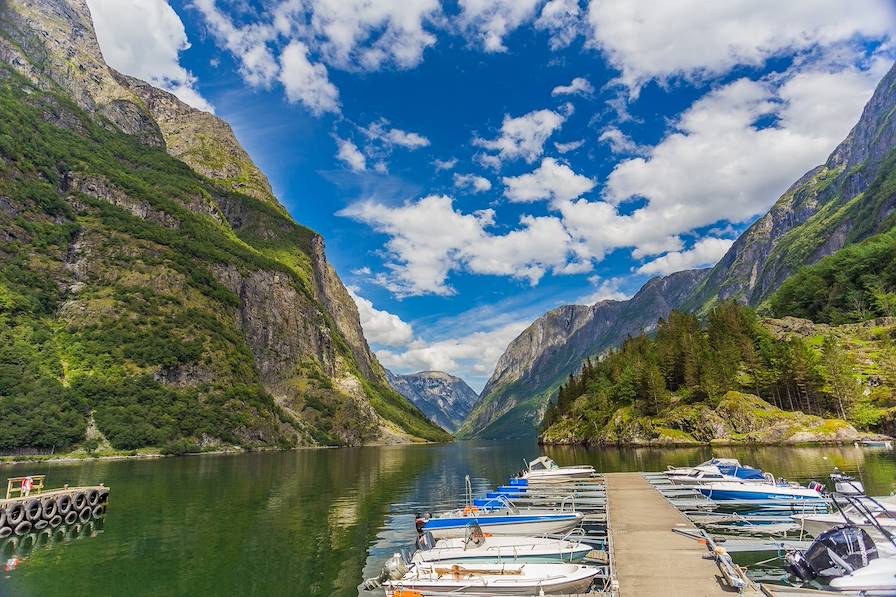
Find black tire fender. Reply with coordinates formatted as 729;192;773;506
14;521;32;536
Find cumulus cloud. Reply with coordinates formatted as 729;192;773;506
535;0;583;50
434;158;458;170
349;289;414;346
339;195;579;296
361;120;430;149
474;108;566;165
551;77;594;97
334;137;367;171
87;0;213;112
577;276;630;305
636;237;734;276
598;127;647;155
279;40;340;115
502;158;595;204
376;320;529;391
457;0;540;52
453;173;493;193
554;139;585;153
586;0;896;92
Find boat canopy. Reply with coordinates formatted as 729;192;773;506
717;465;766;481
528;456;557;471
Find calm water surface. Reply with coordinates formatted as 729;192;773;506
1;441;895;596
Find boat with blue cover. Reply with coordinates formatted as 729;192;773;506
422;506;584;539
667;463;772;486
698;481;826;501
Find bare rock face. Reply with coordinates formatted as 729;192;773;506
461;269;708;438
387;370;479;432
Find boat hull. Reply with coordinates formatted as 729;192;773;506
697;483;823;501
423;513;584;539
385;563;599;595
413;537;594;564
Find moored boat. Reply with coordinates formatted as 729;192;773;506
383;561;599;595
520;457;594;482
422;506;584;539
698;481;825;501
412;525;595;564
666;464;772;486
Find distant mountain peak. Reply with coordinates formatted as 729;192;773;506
387;370;479;433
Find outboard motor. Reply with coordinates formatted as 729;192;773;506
383;553;408;580
785;526;879;581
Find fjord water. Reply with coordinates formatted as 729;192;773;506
1;442;895;596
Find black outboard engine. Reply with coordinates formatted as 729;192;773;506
785;526;879;581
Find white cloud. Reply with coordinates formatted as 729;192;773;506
339;195;579;296
535;0;583;50
334;137;367;172
637;237;734;276
598;127;647;155
434;158;458;170
302;0;441;70
551;76;593;97
279;40;340;115
87;0;213;112
595;63;886;256
586;0;896;92
577;276;630;305
191;0;279;88
453;173;493;193
554;139;584;153
457;0;541;52
349;289;414;346
474;108;566;165
376;320;529;391
362;120;430;149
502;158;595;204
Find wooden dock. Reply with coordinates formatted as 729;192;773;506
606;472;752;596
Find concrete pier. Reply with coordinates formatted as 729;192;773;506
606;473;740;596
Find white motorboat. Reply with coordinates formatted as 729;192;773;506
520;457;594;482
792;495;896;554
828;557;896;592
383;561;599;595
412;525;595;564
786;525;896;594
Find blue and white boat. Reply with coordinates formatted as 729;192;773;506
422;505;584;539
698;481;826;501
665;458;742;481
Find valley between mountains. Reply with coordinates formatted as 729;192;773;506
1;0;895;457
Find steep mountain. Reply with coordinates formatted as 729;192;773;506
458;269;707;438
683;62;896;312
386;370;479;432
0;0;447;452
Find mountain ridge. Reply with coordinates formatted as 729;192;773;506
0;0;447;450
386;370;479;432
466;60;896;439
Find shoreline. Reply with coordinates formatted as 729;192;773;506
0;438;448;467
539;435;894;448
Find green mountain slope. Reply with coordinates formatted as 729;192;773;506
540;303;893;445
0;0;447;452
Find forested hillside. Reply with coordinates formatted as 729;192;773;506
541;302;893;445
0;0;448;454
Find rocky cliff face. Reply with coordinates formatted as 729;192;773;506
460;269;708;438
0;0;446;450
387;371;479;432
683;61;896;312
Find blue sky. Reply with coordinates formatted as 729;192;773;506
87;0;895;391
